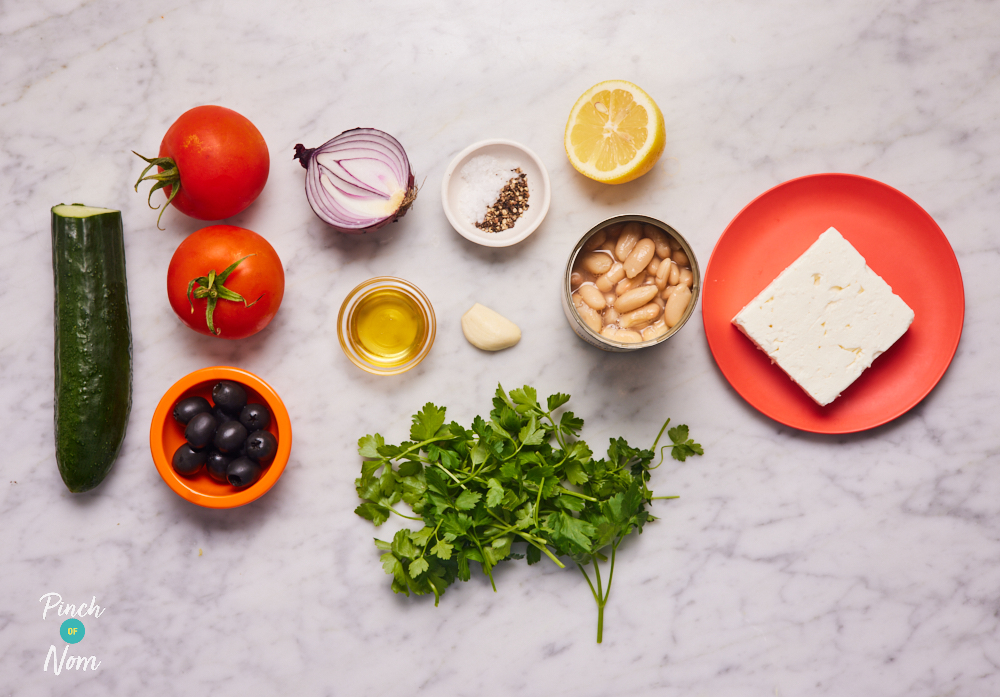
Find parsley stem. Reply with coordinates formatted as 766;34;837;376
604;540;619;605
576;561;599;602
556;487;598;502
648;418;672;469
387;507;423;521
430;459;466;488
651;417;671;450
575;560;607;643
485;510;564;568
470;535;496;591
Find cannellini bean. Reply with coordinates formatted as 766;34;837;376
642;320;668;341
578;251;614;275
570;271;584;288
648;256;661;276
572;291;585;308
576;302;603;333
578;284;605;310
600;325;619;340
607;262;626;284
672;249;689;266
615;329;643;343
662;284;686;301
615;284;659;313
664;285;692;327
595;262;625;293
679;267;693;288
615;270;646;296
603;291;617;307
643;224;672;259
669;237;681;252
603;306;619;326
582;228;607;252
655;258;672;290
653;295;665;309
615;222;643;262
599;239;617;254
619;302;662;328
661;284;682;300
669;261;681;286
623;238;655;279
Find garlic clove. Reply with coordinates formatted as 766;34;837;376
461;303;521;351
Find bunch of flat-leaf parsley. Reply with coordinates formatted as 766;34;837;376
355;385;703;642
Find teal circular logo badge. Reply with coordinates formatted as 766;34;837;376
60;618;85;644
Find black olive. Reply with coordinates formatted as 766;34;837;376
214;421;248;453
244;430;278;463
185;412;218;449
213;405;238;424
212;380;247;416
172;443;207;476
239;403;272;432
205;450;233;482
226;456;262;489
172;396;212;424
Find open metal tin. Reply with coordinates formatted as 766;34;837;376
562;215;700;352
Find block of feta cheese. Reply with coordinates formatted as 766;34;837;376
732;227;914;406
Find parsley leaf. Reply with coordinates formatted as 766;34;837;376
410;403;446;442
668;424;704;461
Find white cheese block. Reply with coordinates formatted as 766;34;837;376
732;227;914;406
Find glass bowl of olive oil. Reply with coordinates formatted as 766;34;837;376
337;277;436;375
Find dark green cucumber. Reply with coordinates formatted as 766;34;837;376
52;204;132;493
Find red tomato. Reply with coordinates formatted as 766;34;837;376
167;225;284;339
158;106;269;221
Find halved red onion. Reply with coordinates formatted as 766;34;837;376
293;128;417;234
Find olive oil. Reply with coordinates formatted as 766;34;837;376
349;288;426;367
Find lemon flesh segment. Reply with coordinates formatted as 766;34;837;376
565;81;665;184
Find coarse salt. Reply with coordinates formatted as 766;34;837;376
457;155;519;224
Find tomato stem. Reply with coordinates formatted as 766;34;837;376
186;254;261;336
133;151;181;230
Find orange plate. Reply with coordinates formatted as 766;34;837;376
702;173;964;434
150;366;292;508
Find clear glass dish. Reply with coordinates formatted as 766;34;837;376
337;277;436;375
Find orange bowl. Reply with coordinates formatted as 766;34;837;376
150;366;292;508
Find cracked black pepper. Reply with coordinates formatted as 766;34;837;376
476;169;529;233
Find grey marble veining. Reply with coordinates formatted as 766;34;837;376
2;0;999;694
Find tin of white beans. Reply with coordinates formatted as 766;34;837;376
563;215;700;352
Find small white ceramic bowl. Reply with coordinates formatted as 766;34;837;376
441;139;551;247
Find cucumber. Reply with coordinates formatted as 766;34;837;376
52;204;132;493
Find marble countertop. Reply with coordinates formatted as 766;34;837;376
3;1;999;694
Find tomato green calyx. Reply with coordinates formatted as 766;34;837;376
186;254;262;336
133;151;181;230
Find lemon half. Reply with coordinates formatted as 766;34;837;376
564;80;665;184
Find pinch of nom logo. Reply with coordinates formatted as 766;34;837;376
39;592;105;675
